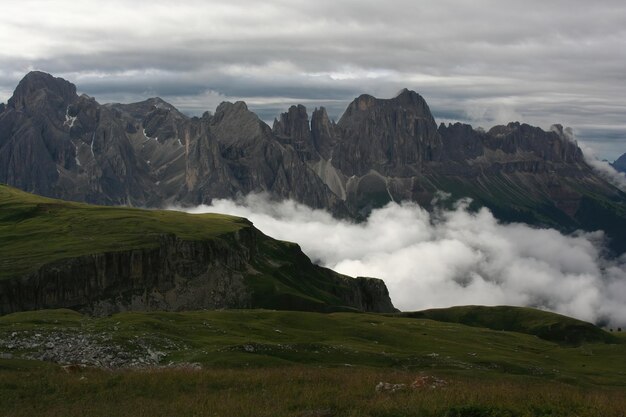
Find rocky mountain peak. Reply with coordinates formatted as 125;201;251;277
135;97;179;114
334;89;442;176
310;106;336;159
8;71;77;113
215;100;249;115
272;104;318;160
393;88;428;107
395;87;410;96
147;96;169;106
273;104;309;138
107;96;188;130
613;152;626;173
337;89;438;143
211;101;270;146
483;122;584;164
549;124;576;143
339;89;432;123
353;94;377;112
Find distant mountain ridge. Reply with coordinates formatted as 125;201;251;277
1;71;625;252
613;152;626;173
396;305;617;345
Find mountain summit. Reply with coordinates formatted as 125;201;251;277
1;72;625;252
7;71;77;112
613;152;626;173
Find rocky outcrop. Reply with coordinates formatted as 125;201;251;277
0;329;181;368
0;226;396;316
349;277;396;313
0;232;254;315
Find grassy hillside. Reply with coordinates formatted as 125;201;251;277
0;184;248;279
0;309;624;384
0;309;625;416
0;184;393;314
397;305;618;345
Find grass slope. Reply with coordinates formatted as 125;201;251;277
1;309;625;416
427;172;626;254
246;238;373;312
397;306;618;345
2;367;626;417
1;309;624;385
0;184;248;279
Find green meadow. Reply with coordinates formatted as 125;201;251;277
1;308;625;417
0;184;248;280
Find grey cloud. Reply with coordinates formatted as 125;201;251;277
1;0;625;158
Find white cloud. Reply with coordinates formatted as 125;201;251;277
580;142;626;191
176;195;626;327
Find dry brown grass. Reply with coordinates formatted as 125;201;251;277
2;366;625;417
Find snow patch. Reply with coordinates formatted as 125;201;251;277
143;129;158;142
74;143;82;166
63;106;77;128
386;181;395;203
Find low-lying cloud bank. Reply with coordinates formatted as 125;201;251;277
178;196;626;326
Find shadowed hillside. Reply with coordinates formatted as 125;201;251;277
397;305;617;345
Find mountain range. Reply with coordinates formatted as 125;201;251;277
1;71;625;253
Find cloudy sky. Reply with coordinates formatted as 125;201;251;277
1;0;625;159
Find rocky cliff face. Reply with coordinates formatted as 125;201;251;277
0;225;395;316
2;72;626;252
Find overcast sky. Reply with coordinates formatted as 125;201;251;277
1;0;625;160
